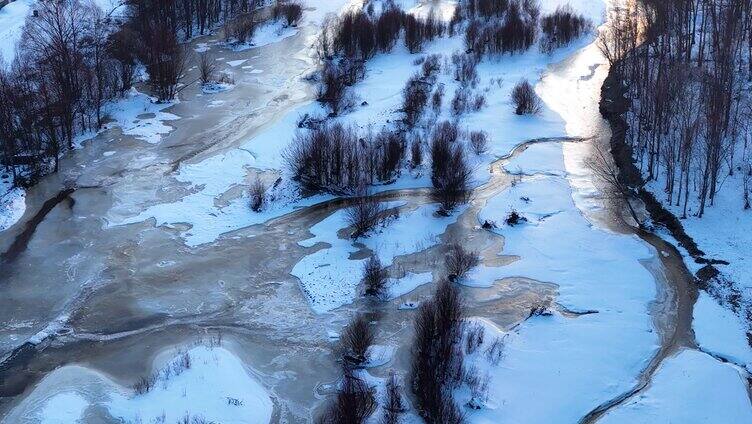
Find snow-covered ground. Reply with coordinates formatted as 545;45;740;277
693;292;752;370
0;175;25;232
293;202;463;312
601;349;752;423
0;0;35;64
1;345;274;424
467;143;663;422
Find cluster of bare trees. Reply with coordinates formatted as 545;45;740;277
410;279;467;423
602;0;752;217
0;0;127;186
540;5;593;53
317;2;445;115
459;0;540;56
1;0;278;188
283;123;407;194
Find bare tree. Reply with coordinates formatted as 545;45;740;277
511;79;541;115
362;255;388;298
346;191;386;238
198;52;217;85
588;143;640;225
380;372;406;424
317;369;377;424
444;243;480;282
340;314;375;365
410;279;466;423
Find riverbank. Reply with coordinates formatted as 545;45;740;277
600;54;752;402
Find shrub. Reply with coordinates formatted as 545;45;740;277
422;54;442;79
273;1;303;27
505;209;527;225
411;136;423;167
445;243;480;281
451;87;469;116
469;131;488;155
381;372;406;424
340;314;375;365
511;79;541;115
346;193;386;238
410;280;466;423
485;336;505;365
284;123;361;193
198;52;217;85
133;375;155;395
250;177;266;212
540;5;592;53
363;255;388;298
453;53;479;87
472;94;486;111
375;5;404;52
144;29;188;102
318;58;363;115
464;19;484;53
431;146;471;213
467;0;539;57
225;12;258;43
284;123;406;194
464;366;490;410
403;14;425;53
334;10;376;59
464;322;485;354
317;370;377;424
402;74;431;127
430;122;471;210
432;83;445;112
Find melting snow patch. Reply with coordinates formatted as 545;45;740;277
98;88;179;144
227;59;248;67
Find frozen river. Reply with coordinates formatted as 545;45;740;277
1;1;749;423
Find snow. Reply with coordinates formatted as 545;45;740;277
0;178;26;232
468;141;661;421
229;20;299;51
38;392;89;424
293;203;461;313
7;345;274;424
363;344;396;368
0;0;34;64
75;87;179;147
600;349;752;423
388;271;433;299
108;346;273;424
693;292;752;369
503;141;567;176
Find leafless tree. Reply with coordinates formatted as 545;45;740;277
340;314;375;365
346;190;386;238
445;243;480;282
362;255;388;298
317;369;377;424
198;52;217;85
410;279;466;423
511;79;541;115
469;131;488;155
380;372;406;424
